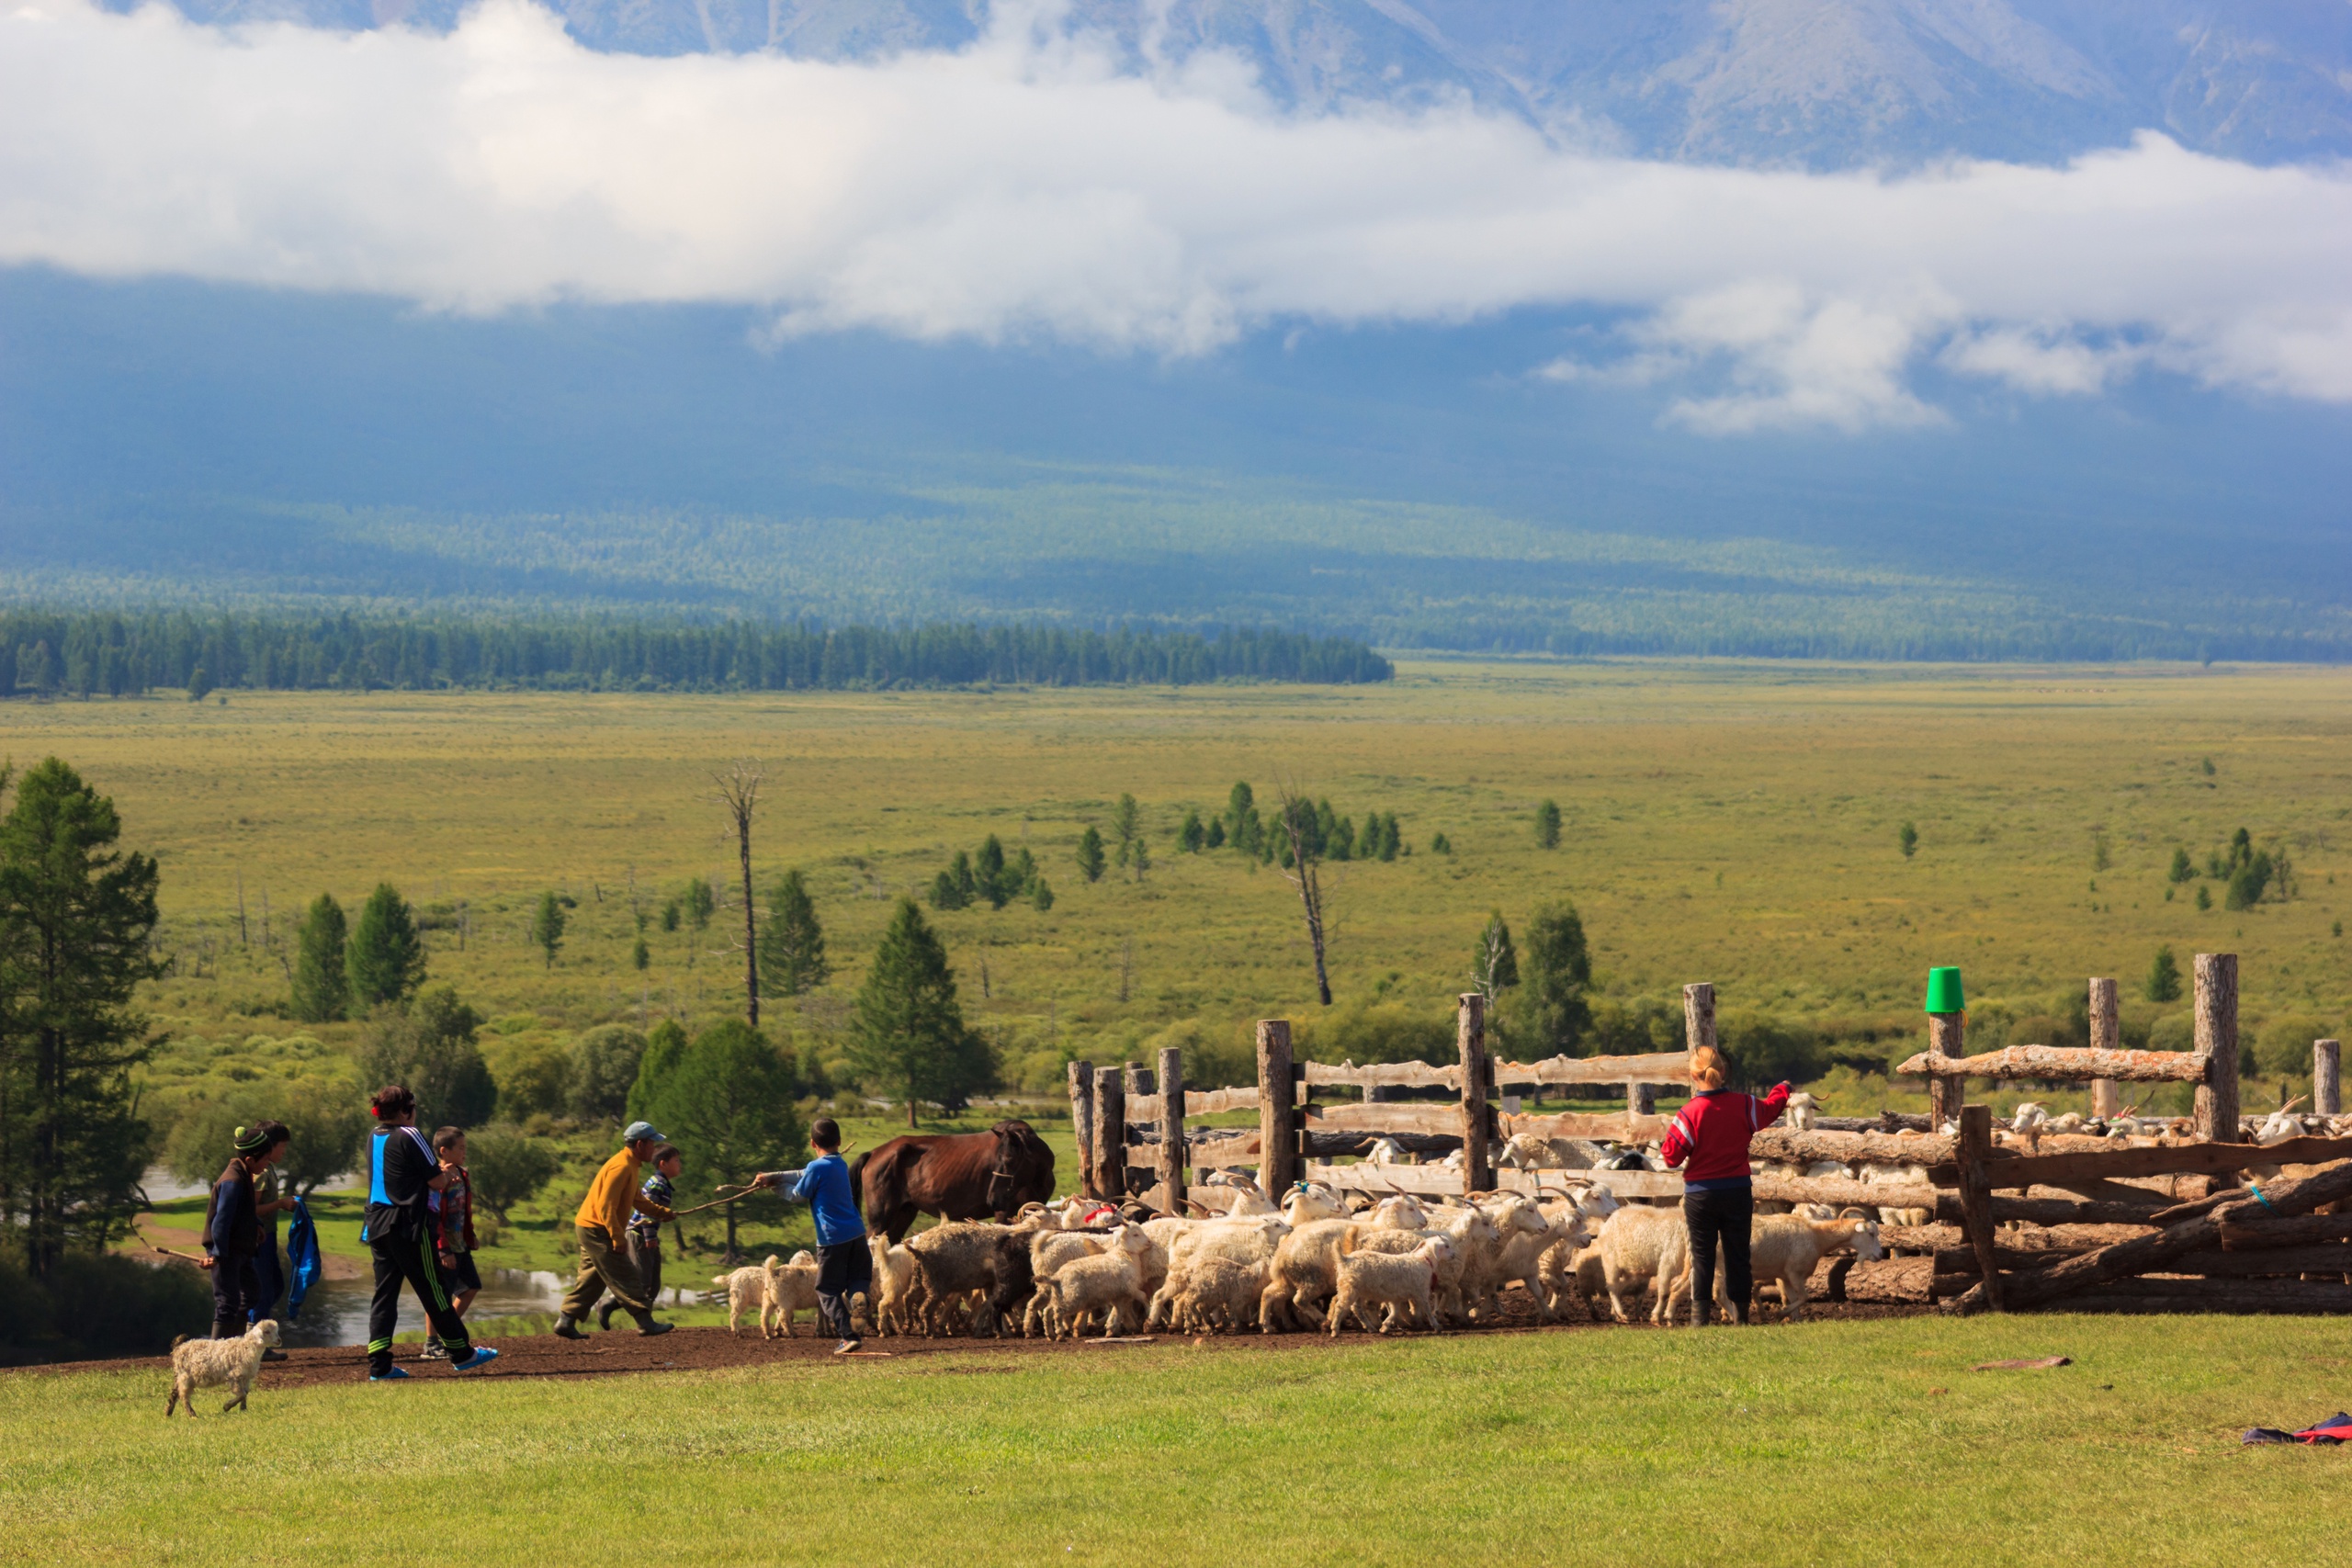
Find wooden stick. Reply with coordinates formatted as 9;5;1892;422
1954;1105;2005;1311
1256;1020;1295;1198
2087;977;2121;1121
2315;1040;2342;1119
2194;953;2239;1143
1457;993;1491;1197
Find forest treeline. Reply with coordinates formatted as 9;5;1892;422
0;612;1394;695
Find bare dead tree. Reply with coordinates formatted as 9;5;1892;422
1273;776;1334;1006
710;759;764;1026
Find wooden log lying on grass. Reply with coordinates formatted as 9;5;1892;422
2218;1213;2352;1249
1950;1156;2352;1314
2049;1277;2352;1313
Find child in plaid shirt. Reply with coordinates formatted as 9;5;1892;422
599;1144;681;1329
423;1126;481;1359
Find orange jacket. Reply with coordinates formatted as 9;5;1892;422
577;1147;671;1238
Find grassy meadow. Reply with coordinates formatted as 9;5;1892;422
12;1313;2352;1566
4;657;2346;1126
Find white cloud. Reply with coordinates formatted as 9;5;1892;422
3;0;2350;430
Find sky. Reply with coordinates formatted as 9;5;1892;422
5;0;2350;439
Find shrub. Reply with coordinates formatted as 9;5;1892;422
1719;1014;1826;1089
570;1024;648;1123
464;1123;563;1224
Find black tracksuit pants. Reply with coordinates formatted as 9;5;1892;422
368;1231;472;1374
1681;1184;1754;1325
816;1238;873;1340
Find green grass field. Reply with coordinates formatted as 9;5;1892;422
11;1314;2351;1566
9;658;2341;1111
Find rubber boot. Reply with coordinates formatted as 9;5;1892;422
552;1314;586;1340
630;1309;673;1337
594;1301;616;1331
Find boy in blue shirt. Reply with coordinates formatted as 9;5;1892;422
754;1119;868;1354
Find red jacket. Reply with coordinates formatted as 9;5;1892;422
1660;1085;1792;1185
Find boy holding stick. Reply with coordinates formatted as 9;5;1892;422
754;1120;869;1354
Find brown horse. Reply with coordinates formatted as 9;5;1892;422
851;1120;1056;1241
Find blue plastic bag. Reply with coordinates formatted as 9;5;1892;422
284;1196;323;1322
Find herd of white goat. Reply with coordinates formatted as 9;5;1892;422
712;1090;2343;1343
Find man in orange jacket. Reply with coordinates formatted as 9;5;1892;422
554;1121;676;1338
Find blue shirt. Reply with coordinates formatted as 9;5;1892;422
790;1155;865;1247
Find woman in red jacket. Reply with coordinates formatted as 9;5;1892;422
1658;1047;1791;1325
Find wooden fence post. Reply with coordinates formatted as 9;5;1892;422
1125;1060;1153;1099
2086;977;2120;1120
1068;1061;1096;1200
1928;1011;1965;1130
1458;993;1491;1194
1683;981;1716;1056
1627;1081;1656;1116
1256;1020;1295;1197
1158;1044;1186;1216
1955;1103;2005;1311
1091;1070;1126;1201
2317;1040;2343;1117
2194;953;2239;1143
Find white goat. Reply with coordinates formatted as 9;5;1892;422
1364;1137;1413;1166
165;1320;281;1416
1259;1217;1360;1332
1657;1215;1883;1324
866;1235;920;1336
1169;1256;1269;1333
1586;1205;1682;1323
1781;1092;1819;1131
1041;1224;1155;1339
1328;1234;1453;1336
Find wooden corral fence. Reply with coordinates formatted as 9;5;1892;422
1068;951;2352;1317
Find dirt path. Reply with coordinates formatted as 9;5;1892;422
31;1299;1932;1388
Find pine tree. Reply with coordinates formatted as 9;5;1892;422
1130;833;1150;882
625;1019;690;1123
1030;876;1055;912
1375;813;1400;862
1204;817;1226;850
977;836;1011;908
633;937;650;971
1534;799;1562;850
2168;847;2194;884
950;850;978;906
683;878;716;933
1329;814;1356;862
928;869;966;911
345;882;426;1010
1112;795;1141;867
661;899;681;933
1178;810;1205;853
291;892;351;1023
1224;782;1254;849
0;759;162;1277
2145;945;2183;1003
757;869;831;998
640;1020;804;1259
1512;902;1592;1055
1899;821;1918;859
529;889;566;968
1076;826;1106;884
847;898;995;1128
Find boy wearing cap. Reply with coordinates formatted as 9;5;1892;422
554;1121;676;1339
202;1121;289;1340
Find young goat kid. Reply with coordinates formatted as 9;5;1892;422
165;1319;281;1416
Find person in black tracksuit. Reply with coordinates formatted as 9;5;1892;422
202;1122;289;1338
360;1085;498;1381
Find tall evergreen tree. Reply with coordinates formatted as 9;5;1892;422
976;836;1010;908
2146;946;2184;1003
1076;826;1106;884
1512;901;1592;1055
1534;799;1563;850
639;1020;805;1259
529;890;566;968
1111;795;1142;866
848;898;995;1128
757;870;831;998
683;878;716;934
291;893;351;1023
0;759;162;1278
346;882;426;1010
625;1019;690;1124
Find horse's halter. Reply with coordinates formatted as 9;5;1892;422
984;1128;1022;1216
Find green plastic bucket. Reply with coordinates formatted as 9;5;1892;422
1924;966;1965;1015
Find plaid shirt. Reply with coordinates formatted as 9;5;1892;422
430;1165;476;1255
626;1170;673;1247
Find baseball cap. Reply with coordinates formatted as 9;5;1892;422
622;1120;665;1145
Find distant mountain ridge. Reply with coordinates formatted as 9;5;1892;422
145;0;2352;166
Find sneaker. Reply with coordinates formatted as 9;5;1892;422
450;1347;500;1372
368;1367;412;1382
833;1339;862;1356
552;1316;586;1340
420;1338;449;1360
636;1320;673;1337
